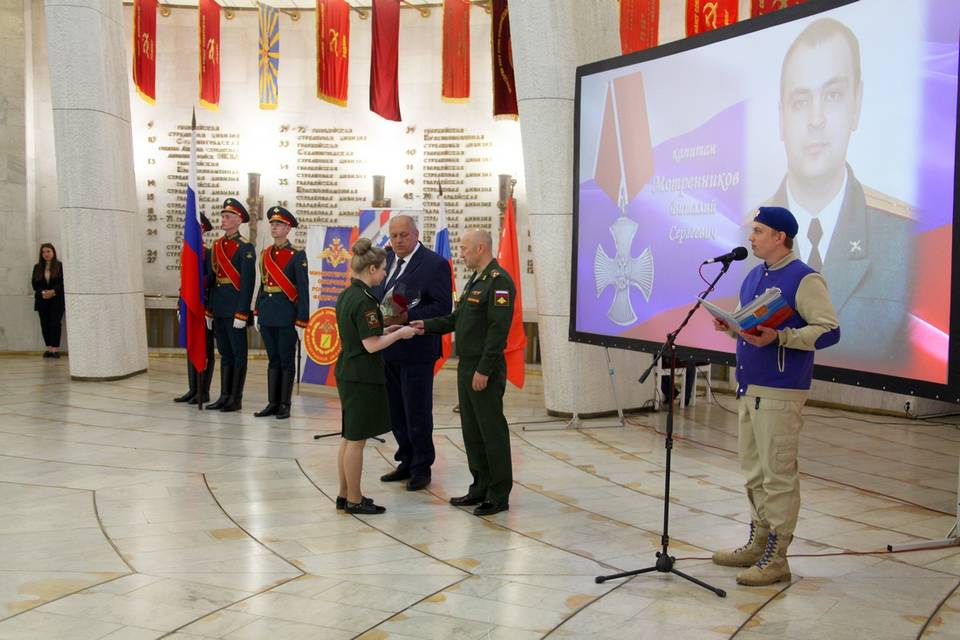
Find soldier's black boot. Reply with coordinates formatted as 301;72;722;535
174;362;197;403
254;368;281;417
206;365;233;410
221;365;246;412
191;359;215;405
275;369;295;420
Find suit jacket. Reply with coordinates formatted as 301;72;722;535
764;167;913;368
32;266;64;314
373;242;453;365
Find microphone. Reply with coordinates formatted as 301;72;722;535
703;246;748;264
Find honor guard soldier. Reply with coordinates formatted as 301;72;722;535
253;206;310;420
411;229;516;517
205;198;256;412
174;212;216;405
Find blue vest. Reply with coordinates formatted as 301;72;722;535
736;258;816;395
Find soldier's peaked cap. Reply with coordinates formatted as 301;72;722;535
221;198;249;223
267;206;298;228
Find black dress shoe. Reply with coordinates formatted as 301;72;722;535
173;390;194;403
42;351;52;358
335;496;373;510
449;494;483;507
380;469;411;482
345;500;386;515
473;501;508;516
406;476;431;491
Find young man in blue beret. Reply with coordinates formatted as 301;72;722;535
712;206;840;586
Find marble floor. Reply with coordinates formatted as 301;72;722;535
0;354;959;640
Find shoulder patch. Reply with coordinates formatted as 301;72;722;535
863;185;914;220
363;309;380;329
494;290;510;307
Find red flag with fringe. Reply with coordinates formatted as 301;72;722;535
317;0;350;106
751;0;806;17
442;0;470;102
491;0;518;120
686;0;738;36
497;196;525;388
198;0;220;110
620;0;659;54
370;0;401;121
132;0;157;104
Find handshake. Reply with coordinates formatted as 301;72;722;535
384;319;426;339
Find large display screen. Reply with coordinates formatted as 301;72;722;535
572;0;960;400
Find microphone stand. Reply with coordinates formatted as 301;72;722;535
595;258;735;598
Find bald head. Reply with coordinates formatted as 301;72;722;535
388;215;419;258
459;228;494;271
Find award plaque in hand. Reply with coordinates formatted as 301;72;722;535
380;282;421;327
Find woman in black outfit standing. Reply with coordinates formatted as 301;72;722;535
32;243;65;358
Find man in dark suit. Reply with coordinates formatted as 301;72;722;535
373;215;453;491
764;18;913;370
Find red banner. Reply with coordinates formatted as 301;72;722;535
442;0;470;102
370;0;401;121
491;0;518;120
198;0;220;111
751;0;806;16
686;0;738;36
497;197;526;389
317;0;350;106
620;0;659;54
132;0;157;104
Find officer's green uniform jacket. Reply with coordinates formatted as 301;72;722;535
423;259;516;503
335;278;390;440
422;259;515;375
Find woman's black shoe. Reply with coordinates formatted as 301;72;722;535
335;495;373;510
345;500;386;515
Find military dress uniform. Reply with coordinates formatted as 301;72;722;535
423;259;515;514
174;212;216;405
254;207;309;420
334;279;392;441
205;198;256;412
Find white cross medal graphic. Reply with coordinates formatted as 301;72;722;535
594;183;654;326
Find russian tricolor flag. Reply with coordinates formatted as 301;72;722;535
433;186;454;375
178;110;207;372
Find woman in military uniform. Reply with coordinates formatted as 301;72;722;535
335;238;417;514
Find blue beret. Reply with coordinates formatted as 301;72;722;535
754;206;798;238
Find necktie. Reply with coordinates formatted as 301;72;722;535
807;218;823;271
383;257;405;293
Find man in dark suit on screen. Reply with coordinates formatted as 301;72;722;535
762;17;914;370
373;215;453;491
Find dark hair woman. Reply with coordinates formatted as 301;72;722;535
32;243;65;358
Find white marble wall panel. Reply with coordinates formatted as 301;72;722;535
44;0;146;378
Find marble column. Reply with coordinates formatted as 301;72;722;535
510;0;654;414
0;0;38;352
44;0;146;379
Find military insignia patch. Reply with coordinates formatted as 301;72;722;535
364;310;380;328
494;290;510;306
490;270;500;277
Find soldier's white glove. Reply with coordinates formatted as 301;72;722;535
205;316;213;331
296;326;304;342
232;318;246;330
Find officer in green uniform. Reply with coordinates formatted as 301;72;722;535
335;238;417;515
205;198;256;412
254;206;310;420
412;229;515;516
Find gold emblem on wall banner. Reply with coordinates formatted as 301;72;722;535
320;237;351;267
